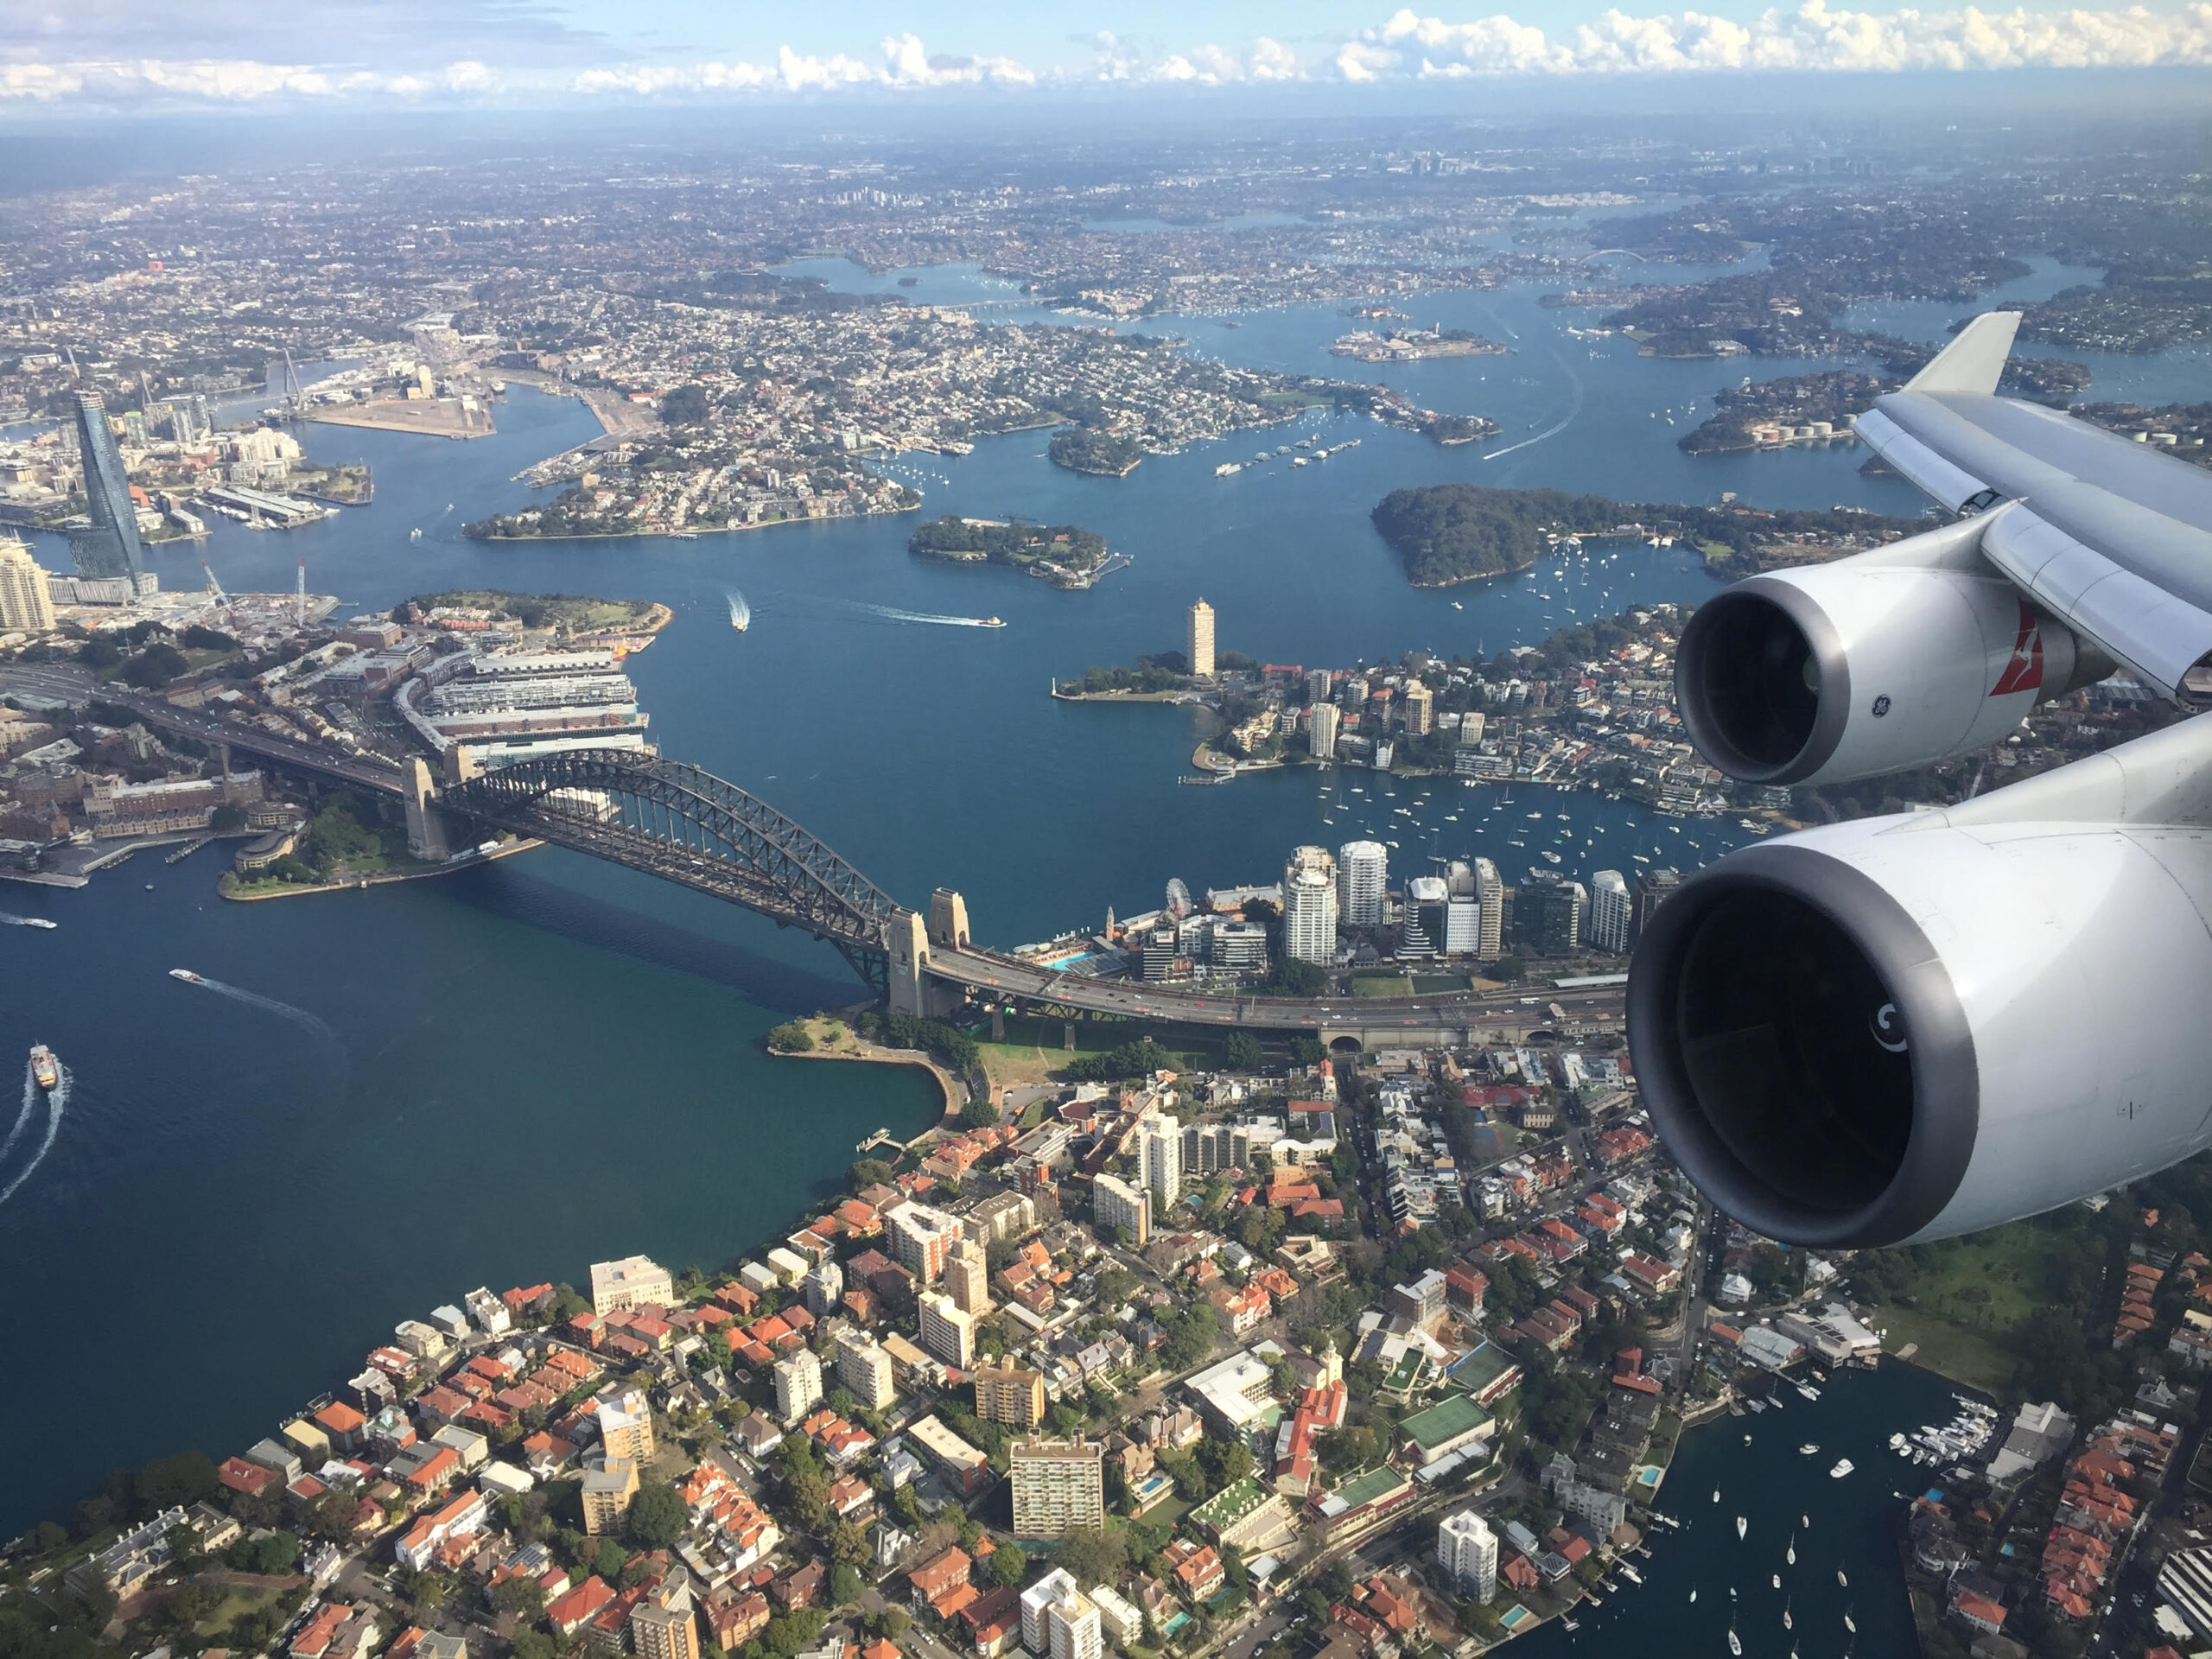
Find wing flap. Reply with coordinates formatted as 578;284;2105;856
1853;407;1992;512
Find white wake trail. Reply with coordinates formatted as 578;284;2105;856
181;976;346;1059
0;1059;39;1169
860;602;997;628
0;1062;67;1210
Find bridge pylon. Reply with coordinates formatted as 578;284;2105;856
888;907;963;1020
404;759;451;861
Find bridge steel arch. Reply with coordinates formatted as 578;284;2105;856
442;750;899;989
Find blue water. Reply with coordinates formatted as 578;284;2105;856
2;267;2195;1552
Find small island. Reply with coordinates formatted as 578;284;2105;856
1370;483;1926;587
909;515;1115;588
394;589;672;644
1048;427;1144;476
1332;326;1509;363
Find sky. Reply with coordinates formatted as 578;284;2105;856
3;0;2210;108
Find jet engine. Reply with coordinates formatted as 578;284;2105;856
1628;798;2212;1247
1675;516;2106;786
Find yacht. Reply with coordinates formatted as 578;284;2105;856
1830;1459;1854;1479
169;969;203;983
17;917;54;929
1783;1598;1794;1631
1844;1607;1857;1633
1746;1397;1767;1414
1836;1567;1849;1588
1736;1516;1748;1540
29;1045;57;1090
1801;1442;1820;1455
1618;1564;1642;1586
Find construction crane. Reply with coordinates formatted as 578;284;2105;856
281;347;304;419
295;560;306;628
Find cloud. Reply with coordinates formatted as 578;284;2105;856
0;56;496;99
1357;0;2212;76
4;4;2211;106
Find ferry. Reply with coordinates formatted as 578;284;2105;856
169;969;203;983
1830;1458;1854;1478
981;617;1006;628
29;1045;58;1090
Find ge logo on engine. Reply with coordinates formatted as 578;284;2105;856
1871;695;1892;717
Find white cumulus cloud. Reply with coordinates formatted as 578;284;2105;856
0;56;501;99
1356;0;2212;76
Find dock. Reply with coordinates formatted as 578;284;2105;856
855;1128;896;1154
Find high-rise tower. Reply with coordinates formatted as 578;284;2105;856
70;392;148;589
1187;599;1216;678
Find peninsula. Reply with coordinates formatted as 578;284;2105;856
1047;427;1144;476
1370;483;1926;588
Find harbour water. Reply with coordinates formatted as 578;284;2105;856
1514;1361;1967;1657
1;270;2196;1546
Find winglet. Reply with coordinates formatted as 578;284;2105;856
1904;310;2021;395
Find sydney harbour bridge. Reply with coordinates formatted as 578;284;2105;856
111;690;1616;1047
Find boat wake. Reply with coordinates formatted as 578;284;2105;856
1484;346;1586;462
0;1057;68;1210
177;976;346;1060
726;588;752;631
858;602;1000;629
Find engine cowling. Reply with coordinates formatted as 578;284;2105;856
1627;813;2212;1246
1676;538;2101;786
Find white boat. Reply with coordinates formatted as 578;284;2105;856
18;918;54;929
1689;1588;1697;1604
1736;1516;1747;1540
1837;1567;1849;1588
1618;1564;1642;1585
1727;1618;1742;1656
1560;1618;1579;1632
1844;1607;1856;1633
169;969;202;983
29;1045;57;1090
1713;1490;1720;1503
1770;1574;1780;1590
1797;1383;1821;1402
1747;1398;1767;1414
1800;1443;1819;1455
1783;1598;1793;1630
1830;1459;1854;1479
1786;1532;1796;1565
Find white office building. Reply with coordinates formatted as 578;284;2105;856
1283;846;1338;965
1022;1570;1102;1659
1140;1117;1183;1206
1308;701;1339;760
1588;869;1632;955
1338;840;1389;928
1438;1509;1498;1601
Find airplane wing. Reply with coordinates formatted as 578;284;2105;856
1631;312;2212;1249
1856;312;2212;703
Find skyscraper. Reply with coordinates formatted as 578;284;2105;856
629;1567;702;1659
918;1291;976;1369
1092;1171;1150;1245
1404;875;1447;958
1520;874;1586;956
1009;1440;1107;1538
1187;599;1216;678
1283;845;1339;965
1445;861;1481;956
1306;669;1332;706
1140;1116;1183;1206
1438;1510;1498;1601
834;1329;896;1411
69;392;148;589
945;1236;990;1313
1402;680;1433;736
1308;701;1339;760
772;1348;823;1424
1472;857;1504;958
0;540;56;632
1588;869;1632;954
1636;866;1681;937
1338;840;1388;929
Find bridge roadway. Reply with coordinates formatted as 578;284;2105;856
922;944;1626;1034
3;682;1623;1035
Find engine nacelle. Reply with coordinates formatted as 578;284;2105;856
1676;527;2103;786
1628;813;2212;1246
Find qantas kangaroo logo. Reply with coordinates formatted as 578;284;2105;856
1990;601;2044;696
